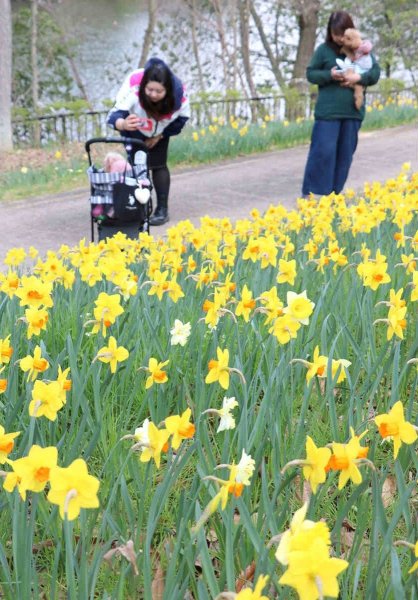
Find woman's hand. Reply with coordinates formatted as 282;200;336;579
116;114;141;132
331;67;345;81
145;135;163;149
340;71;361;86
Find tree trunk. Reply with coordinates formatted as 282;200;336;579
185;0;211;124
291;0;320;91
209;0;233;91
138;0;159;68
31;0;41;145
239;0;258;120
287;0;320;119
0;0;13;150
248;0;286;90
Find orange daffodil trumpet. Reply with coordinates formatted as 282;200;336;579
205;347;245;390
374;400;417;458
0;367;7;394
325;428;372;489
164;408;195;449
192;449;255;534
0;335;13;365
274;502;348;599
141;357;169;389
19;345;50;382
0;425;20;463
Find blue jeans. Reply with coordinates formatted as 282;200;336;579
302;119;362;196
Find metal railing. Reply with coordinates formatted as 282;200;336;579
12;88;416;147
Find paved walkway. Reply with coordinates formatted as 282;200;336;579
1;124;417;258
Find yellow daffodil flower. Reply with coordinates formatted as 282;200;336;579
138;421;170;468
235;285;256;322
10;445;58;500
205;347;230;390
283;290;315;325
277;259;297;285
269;314;300;345
29;380;65;421
375;400;417;458
409;541;418;574
0;425;20;463
91;292;124;336
47;458;100;521
0;335;13;365
326;429;370;489
95;336;129;373
235;575;269;600
303;436;331;493
276;503;348;599
15;275;53;308
56;366;72;392
23;306;49;339
165;408;195;449
4;247;26;267
0;270;19;298
19;345;50;382
145;358;169;389
279;537;348;600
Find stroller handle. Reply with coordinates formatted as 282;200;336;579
85;136;149;161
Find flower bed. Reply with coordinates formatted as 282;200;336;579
0;165;417;598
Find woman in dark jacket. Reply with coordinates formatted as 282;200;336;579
301;11;380;197
108;57;190;225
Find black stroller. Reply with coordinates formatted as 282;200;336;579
85;137;153;242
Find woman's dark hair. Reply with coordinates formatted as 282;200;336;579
326;11;355;52
139;61;175;116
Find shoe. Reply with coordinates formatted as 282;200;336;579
149;206;169;226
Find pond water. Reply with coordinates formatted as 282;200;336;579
14;0;179;104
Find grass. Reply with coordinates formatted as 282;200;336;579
0;166;417;598
1;97;417;202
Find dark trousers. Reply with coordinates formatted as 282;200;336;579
302;119;362;196
130;137;170;207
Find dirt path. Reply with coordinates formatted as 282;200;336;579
1;124;417;259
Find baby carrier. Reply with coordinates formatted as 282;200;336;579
85;137;153;242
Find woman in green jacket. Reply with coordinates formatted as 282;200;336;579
301;11;380;197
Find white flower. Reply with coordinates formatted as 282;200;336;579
134;418;150;445
170;319;191;346
235;449;255;485
217;396;238;432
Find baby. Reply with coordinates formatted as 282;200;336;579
91;152;132;219
104;151;131;173
340;28;373;110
